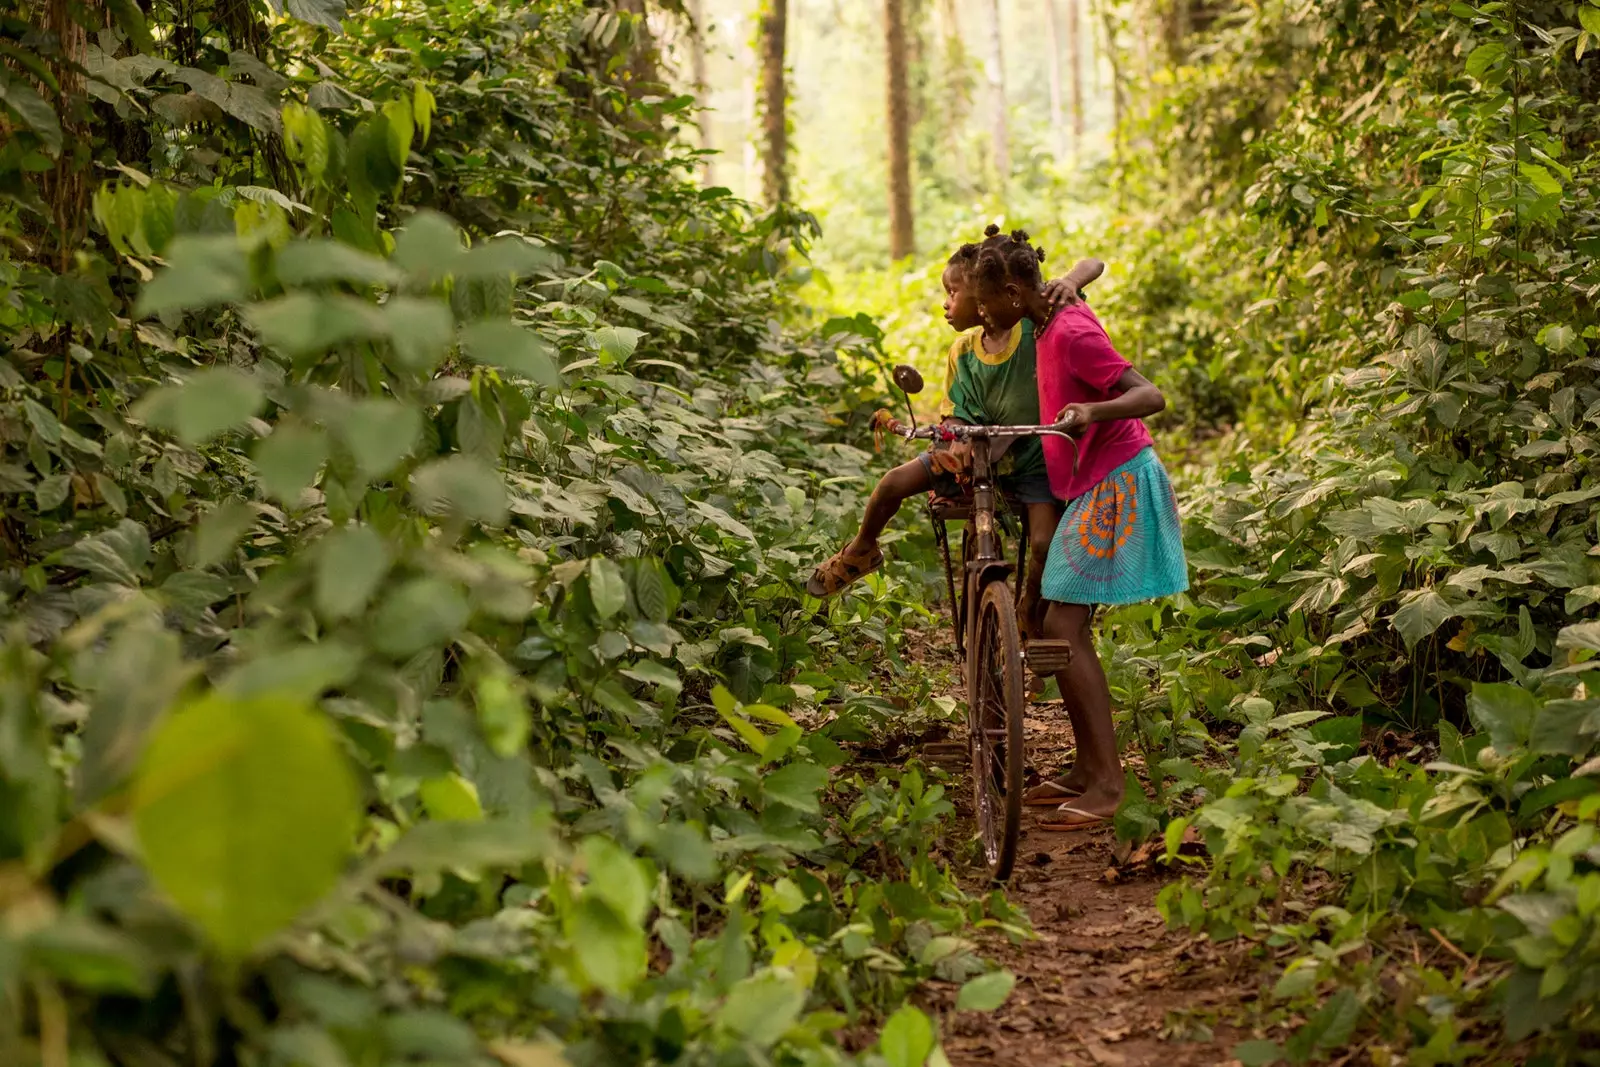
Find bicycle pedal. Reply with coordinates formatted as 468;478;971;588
1025;639;1074;674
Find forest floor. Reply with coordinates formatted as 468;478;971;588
902;628;1259;1067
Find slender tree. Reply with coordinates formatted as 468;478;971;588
758;0;789;206
686;0;713;184
1045;0;1067;160
983;0;1008;189
885;0;915;260
1068;0;1085;149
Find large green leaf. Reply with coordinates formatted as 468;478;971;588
339;398;421;480
1389;589;1456;649
277;240;401;287
955;969;1015;1012
878;1004;936;1067
569;896;646;994
131;692;360;955
136;368;265;445
461;320;560;387
315;524;391;620
717;970;806;1049
1467;682;1538;753
252;424;327;503
370;578;470;657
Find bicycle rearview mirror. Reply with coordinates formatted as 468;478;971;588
893;364;924;395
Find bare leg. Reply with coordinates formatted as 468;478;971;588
1018;501;1062;639
1043;601;1123;817
845;458;934;557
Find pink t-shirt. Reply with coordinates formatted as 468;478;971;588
1036;304;1154;502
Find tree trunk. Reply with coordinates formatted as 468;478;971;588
1068;0;1085;149
983;0;1008;190
1045;0;1067;160
885;0;915;260
1095;0;1126;156
686;0;713;184
758;0;789;206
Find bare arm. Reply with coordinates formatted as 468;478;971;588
1042;257;1107;310
1057;368;1165;431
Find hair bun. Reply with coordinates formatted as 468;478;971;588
1009;228;1030;244
984;223;1001;237
1036;246;1047;263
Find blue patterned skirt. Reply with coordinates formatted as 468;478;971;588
1041;447;1189;606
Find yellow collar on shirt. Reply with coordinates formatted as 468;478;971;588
966;322;1023;366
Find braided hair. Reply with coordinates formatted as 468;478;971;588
972;225;1047;295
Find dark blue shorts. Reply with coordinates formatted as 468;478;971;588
917;451;1057;505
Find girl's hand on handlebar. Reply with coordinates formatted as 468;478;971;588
1055;403;1094;436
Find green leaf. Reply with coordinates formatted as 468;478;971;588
1519;162;1564;199
455;238;553;281
762;762;829;813
370;577;470;657
284;0;345;32
631;558;674;622
191;501;256;569
955;969;1015;1011
570;896;647;994
419;773;483;821
1467;682;1538;753
252;424;327;503
383;297;453;370
1583;7;1600;35
60;519;149;586
136;368;265;445
247;293;384;357
136;234;249;315
131;692;360;956
26;917;153;994
589;558;627;619
1557;621;1600;652
362;819;547;881
1389;589;1456;649
392;211;463;281
315;525;391;620
717;971;806;1049
1233;1040;1283;1067
0;81;63;155
409;455;508;525
879;1004;936;1067
1465;41;1506;82
590;325;645;365
581;838;650;925
460;320;560;387
277;240;401;287
340;398;421;480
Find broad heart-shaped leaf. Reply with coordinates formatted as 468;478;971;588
392;210;464;282
581;837;650;925
590;325;644;365
568;896;647;994
1556;620;1600;653
460;320;560;387
251;423;327;503
135;367;265;445
1467;682;1538;752
136;235;250;315
454;237;554;281
411;455;508;525
370;577;470;658
314;524;391;620
879;1004;936;1067
383;297;453;370
247;293;384;358
717;970;806;1049
338;397;421;480
589;558;627;619
955;969;1015;1012
276;239;401;287
761;762;829;813
1389;589;1456;650
131;691;359;956
60;519;150;586
284;0;345;32
419;773;483;821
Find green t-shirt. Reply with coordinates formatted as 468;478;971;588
938;320;1046;477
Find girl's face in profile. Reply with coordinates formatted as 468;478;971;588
942;266;982;332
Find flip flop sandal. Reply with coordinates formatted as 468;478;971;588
1036;804;1112;831
1022;780;1085;807
805;546;885;598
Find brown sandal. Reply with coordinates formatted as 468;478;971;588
1022;780;1085;807
805;545;885;598
1036;804;1112;831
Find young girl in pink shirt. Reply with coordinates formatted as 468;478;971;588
969;231;1189;831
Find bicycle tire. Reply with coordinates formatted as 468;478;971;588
967;579;1026;883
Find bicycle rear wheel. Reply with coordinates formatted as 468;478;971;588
967;579;1025;882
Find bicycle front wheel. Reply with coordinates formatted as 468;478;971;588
967;579;1025;883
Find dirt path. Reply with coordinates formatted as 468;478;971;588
924;699;1256;1066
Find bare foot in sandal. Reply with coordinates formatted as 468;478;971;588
1036;782;1122;831
805;542;884;598
1022;776;1084;806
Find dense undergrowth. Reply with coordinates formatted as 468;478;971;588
817;0;1600;1061
0;2;1026;1065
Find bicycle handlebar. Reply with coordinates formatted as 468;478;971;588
875;413;1082;477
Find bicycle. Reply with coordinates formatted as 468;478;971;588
875;364;1081;883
